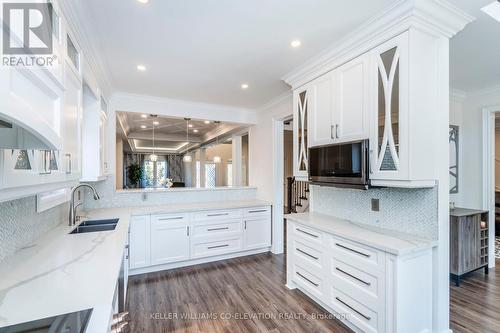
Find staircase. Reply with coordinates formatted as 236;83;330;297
286;177;309;214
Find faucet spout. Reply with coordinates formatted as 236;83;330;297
69;183;101;226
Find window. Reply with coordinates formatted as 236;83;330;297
227;162;233;186
205;163;216;188
143;159;168;188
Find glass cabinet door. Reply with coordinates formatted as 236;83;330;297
294;89;309;180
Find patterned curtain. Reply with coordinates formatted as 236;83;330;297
123;153;184;188
166;155;184;182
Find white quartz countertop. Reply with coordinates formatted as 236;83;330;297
128;200;271;216
0;207;131;330
285;212;437;256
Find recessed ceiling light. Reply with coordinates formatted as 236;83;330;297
482;1;500;23
291;39;301;48
193;129;199;133
140;125;147;129
241;83;249;90
137;0;149;4
153;121;159;125
204;120;210;124
188;124;193;128
141;114;147;118
137;64;146;72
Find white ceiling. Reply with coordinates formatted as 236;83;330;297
76;0;500;109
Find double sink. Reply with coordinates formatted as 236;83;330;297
70;218;119;234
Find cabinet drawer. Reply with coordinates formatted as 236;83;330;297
331;258;381;310
292;223;324;245
293;239;323;271
292;264;324;300
151;213;188;228
331;287;380;333
192;237;243;258
193;219;242;237
330;235;383;272
244;206;271;218
193;209;242;222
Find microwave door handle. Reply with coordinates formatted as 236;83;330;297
331;125;335;140
336;124;339;139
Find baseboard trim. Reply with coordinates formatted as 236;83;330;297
129;247;271;275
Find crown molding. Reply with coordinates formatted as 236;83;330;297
466;84;500;99
58;0;114;98
256;91;292;113
110;92;258;125
282;0;474;89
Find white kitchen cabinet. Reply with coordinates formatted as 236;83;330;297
129;215;151;269
150;214;190;265
293;87;310;181
244;217;272;250
369;31;435;188
81;85;108;182
307;55;369;148
62;66;83;180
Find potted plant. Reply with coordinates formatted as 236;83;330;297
127;163;143;188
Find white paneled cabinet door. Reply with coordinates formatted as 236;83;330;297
369;32;409;182
150;216;190;265
129;215;151;269
293;87;309;181
62;70;82;180
334;54;369;143
308;73;335;147
244;217;271;250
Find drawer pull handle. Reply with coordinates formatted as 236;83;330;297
207;213;229;217
335;243;370;258
335;267;371;286
158;217;184;221
208;244;229;250
207;227;229;231
297;248;319;260
249;209;267;213
296;272;319;287
296;228;319;238
335;297;371;321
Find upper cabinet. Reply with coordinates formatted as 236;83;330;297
293;88;309;181
308;54;369;148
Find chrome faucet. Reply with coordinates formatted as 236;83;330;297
69;184;100;226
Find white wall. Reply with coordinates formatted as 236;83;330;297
450;92;465;206
455;86;500;209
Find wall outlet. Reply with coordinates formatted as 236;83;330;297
142;193;148;201
371;198;380;212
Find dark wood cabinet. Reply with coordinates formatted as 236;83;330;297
450;208;489;286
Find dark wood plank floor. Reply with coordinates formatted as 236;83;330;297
450;259;500;333
126;253;351;333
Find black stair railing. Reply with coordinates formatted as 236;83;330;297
286;177;309;214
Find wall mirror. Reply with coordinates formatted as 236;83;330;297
116;112;249;190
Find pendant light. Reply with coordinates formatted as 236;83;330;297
183;118;192;163
213;121;221;164
150;115;158;162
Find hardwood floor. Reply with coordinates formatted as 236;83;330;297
450;259;500;333
126;253;351;333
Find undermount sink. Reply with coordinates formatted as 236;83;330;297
69;218;119;234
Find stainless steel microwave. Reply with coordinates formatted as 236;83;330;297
308;140;370;189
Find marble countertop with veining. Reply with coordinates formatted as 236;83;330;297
0;208;132;330
285;212;437;256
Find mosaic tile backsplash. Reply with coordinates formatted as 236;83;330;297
83;176;258;210
311;185;438;240
0;196;68;263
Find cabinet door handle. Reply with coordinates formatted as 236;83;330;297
335;297;371;321
296;272;319;287
244;221;247;229
369;149;374;174
158;217;184;221
207;213;229;217
331;125;335;139
296;228;319;238
335;243;371;258
297;248;319;260
65;153;72;174
335;124;339;139
335;267;371;286
207;227;229;231
248;209;267;213
187;226;190;236
208;244;229;250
